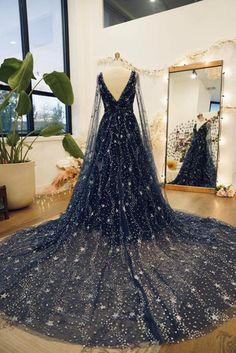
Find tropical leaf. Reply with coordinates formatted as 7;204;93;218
43;71;74;105
0;58;22;84
16;91;32;115
40;123;64;137
62;134;84;159
8;52;33;92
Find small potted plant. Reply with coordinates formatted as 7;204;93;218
0;52;74;209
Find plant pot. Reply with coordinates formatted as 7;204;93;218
0;161;35;210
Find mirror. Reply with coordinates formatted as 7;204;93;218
165;61;223;192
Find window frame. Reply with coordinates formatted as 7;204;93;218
0;0;72;135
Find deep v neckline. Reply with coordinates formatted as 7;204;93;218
100;70;135;103
195;121;208;132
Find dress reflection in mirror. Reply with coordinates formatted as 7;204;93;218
169;113;217;187
166;62;222;190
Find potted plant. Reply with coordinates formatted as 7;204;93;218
0;52;74;209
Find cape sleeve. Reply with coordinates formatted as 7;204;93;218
135;72;162;185
82;74;102;170
64;75;102;212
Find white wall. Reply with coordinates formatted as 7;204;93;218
169;76;200;133
32;0;236;190
197;80;211;113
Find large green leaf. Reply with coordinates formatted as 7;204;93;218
16;91;32;115
43;71;74;105
6;131;20;147
0;58;22;84
40;123;64;137
62;134;84;159
8;52;33;92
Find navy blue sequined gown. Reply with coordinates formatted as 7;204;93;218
0;71;235;349
169;122;216;187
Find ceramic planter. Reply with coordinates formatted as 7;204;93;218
0;161;35;210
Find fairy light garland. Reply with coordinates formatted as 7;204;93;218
98;38;236;78
98;52;164;77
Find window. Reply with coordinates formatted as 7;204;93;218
104;0;203;28
0;0;71;134
210;101;220;113
0;0;22;65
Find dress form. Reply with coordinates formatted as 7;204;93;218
102;66;132;101
196;113;207;130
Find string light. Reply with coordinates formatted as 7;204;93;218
223;67;231;77
222;92;231;102
221;114;229;124
219;137;225;146
162;74;169;83
162;96;168;105
98;37;236;79
191;69;197;79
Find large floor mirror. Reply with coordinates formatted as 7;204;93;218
165;60;223;193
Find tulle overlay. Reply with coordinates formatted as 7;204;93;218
0;71;235;348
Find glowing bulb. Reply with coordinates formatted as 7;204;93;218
223;92;231;101
191;70;197;79
204;56;214;65
219;137;225;146
223;67;231;77
162;74;169;83
163;114;167;121
179;60;188;66
162;96;168;105
221;114;229;124
150;0;156;2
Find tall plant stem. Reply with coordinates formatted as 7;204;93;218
28;77;46;97
21;135;39;161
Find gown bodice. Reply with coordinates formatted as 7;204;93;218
98;71;136;113
193;121;210;142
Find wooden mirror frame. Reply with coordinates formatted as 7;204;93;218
164;60;224;194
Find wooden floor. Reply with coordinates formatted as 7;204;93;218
0;190;236;353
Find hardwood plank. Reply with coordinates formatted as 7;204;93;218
0;191;72;240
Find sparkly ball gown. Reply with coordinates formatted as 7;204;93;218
0;71;235;349
169;121;216;187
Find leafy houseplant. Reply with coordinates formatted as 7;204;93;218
0;52;74;209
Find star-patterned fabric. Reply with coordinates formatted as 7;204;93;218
0;71;236;349
169;122;216;187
